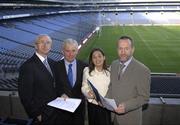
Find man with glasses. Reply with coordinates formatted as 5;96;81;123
18;34;58;124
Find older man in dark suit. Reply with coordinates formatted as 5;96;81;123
107;36;151;125
18;34;58;124
55;38;87;125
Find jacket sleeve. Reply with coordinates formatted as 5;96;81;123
105;65;112;98
54;62;65;97
18;63;42;118
81;67;92;98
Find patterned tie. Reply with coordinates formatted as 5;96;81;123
68;64;73;87
118;63;125;80
43;58;53;76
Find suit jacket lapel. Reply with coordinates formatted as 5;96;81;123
122;58;135;79
48;58;55;78
33;54;54;79
73;60;80;88
115;60;120;79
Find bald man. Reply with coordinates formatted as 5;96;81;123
18;34;58;124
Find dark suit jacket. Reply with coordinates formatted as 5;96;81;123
55;59;87;124
18;54;57;119
55;59;87;98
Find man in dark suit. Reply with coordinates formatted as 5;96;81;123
55;38;87;125
18;34;58;125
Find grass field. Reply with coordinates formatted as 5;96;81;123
77;26;180;73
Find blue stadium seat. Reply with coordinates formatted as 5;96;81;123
151;76;180;97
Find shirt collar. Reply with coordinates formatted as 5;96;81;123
64;59;76;66
94;67;103;73
36;52;47;63
120;57;133;67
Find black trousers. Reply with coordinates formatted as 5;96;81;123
32;111;58;125
88;102;111;125
56;102;85;125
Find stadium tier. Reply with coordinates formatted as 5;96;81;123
0;0;180;92
0;1;180;124
0;78;18;91
100;12;180;25
0;76;180;97
0;0;180;87
0;12;98;75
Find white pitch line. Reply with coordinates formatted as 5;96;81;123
133;27;165;67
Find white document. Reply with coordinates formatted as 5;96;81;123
87;80;117;111
47;97;81;113
101;97;117;111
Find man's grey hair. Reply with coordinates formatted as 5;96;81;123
35;34;52;44
62;38;78;49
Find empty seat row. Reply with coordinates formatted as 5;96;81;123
0;76;180;97
0;117;33;125
0;78;18;91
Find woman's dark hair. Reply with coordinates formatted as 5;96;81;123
88;48;109;76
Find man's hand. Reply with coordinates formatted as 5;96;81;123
115;103;125;114
61;94;69;101
37;115;42;122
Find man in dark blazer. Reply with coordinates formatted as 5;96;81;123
55;38;87;125
106;36;151;125
18;34;58;124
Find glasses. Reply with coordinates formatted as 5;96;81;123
36;41;52;45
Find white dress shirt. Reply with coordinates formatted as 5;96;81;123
120;57;133;73
81;67;110;105
36;52;46;63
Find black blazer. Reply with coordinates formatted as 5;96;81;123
55;59;87;99
18;54;57;118
55;59;87;125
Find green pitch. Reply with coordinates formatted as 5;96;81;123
77;26;180;73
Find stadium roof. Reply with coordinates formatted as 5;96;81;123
37;0;180;3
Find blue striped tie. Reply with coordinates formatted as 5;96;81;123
68;64;73;87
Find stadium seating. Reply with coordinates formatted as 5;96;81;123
0;4;180;88
0;12;98;76
151;76;180;97
100;12;180;25
0;117;33;125
0;1;180;124
1;76;180;97
0;78;18;91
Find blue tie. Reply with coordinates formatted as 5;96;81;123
68;64;73;87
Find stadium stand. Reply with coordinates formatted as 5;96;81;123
0;13;98;78
0;78;18;91
0;0;180;125
151;76;180;98
0;117;33;125
100;12;180;26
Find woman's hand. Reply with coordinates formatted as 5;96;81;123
87;90;95;99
